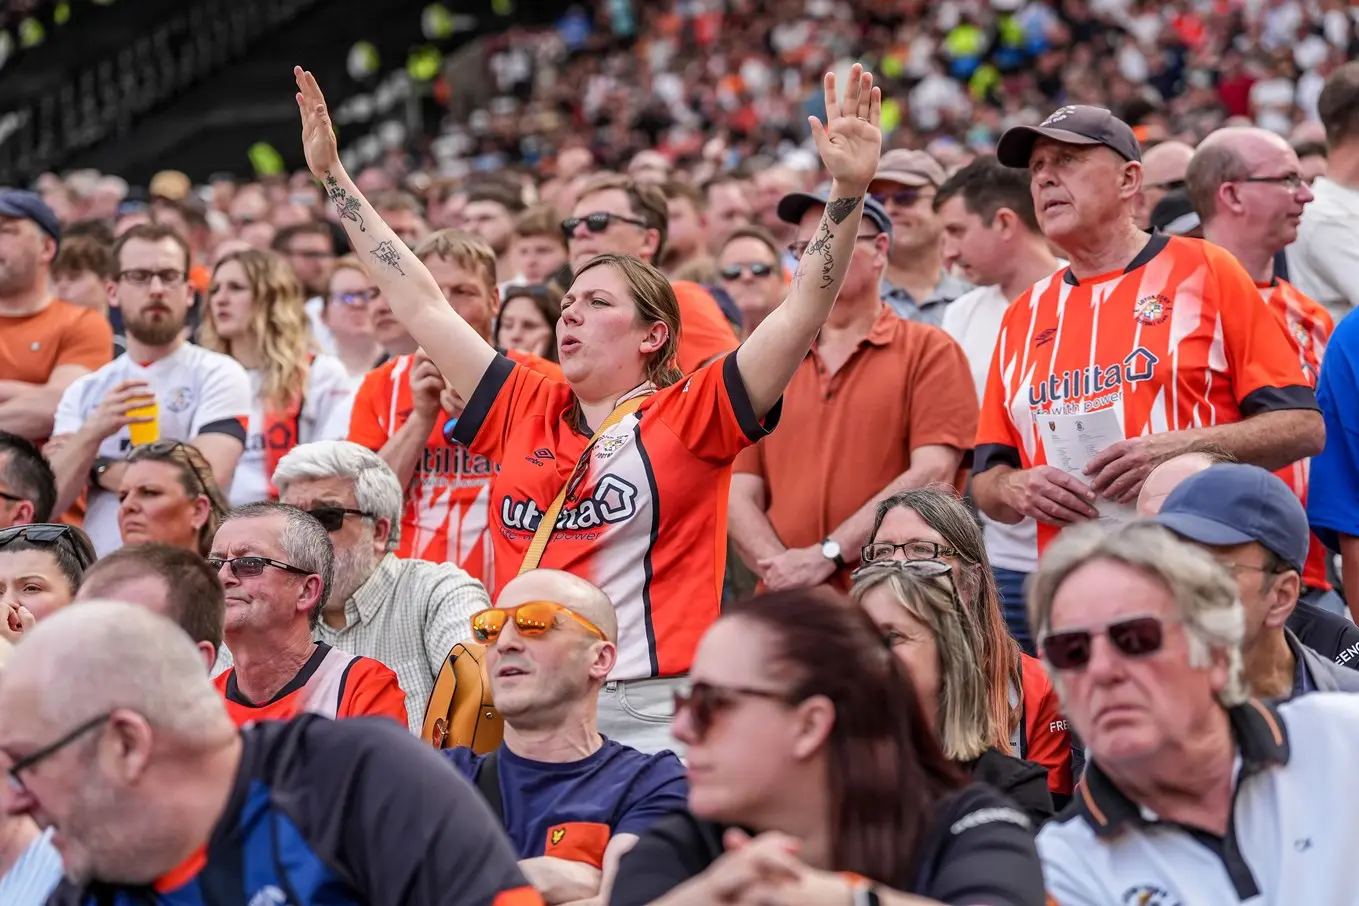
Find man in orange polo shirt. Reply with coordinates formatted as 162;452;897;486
729;188;978;590
349;231;562;581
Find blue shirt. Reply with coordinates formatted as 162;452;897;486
0;827;64;906
446;738;688;863
1308;311;1359;550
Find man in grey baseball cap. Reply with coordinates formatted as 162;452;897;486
1153;463;1359;698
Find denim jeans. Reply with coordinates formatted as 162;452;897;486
994;566;1036;656
597;675;688;758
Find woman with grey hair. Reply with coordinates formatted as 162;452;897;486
853;559;1054;824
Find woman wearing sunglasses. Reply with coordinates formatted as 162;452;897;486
323;256;387;384
494;283;561;362
610;589;1046;906
716;226;787;335
851;559;1054;825
0;524;97;642
118;441;230;558
297;64;883;752
202;248;355;507
862;488;1073;805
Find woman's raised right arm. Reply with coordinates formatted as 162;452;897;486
293;66;495;400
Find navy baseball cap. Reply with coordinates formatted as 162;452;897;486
996;105;1142;169
1151;463;1309;572
777;183;893;241
0;190;60;249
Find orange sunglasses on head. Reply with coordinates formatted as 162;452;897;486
470;601;607;645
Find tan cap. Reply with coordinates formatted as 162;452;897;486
872;149;947;188
149;170;192;201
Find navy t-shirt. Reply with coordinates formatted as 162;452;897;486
446;738;688;865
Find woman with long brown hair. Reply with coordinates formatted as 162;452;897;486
609;589;1046;906
202;248;354;506
860;487;1074;804
295;64;884;753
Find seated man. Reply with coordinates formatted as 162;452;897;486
76;542;228;675
209;502;407;726
446;569;687;906
1031;521;1359;905
275;440;489;731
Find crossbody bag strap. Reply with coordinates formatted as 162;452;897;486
475;749;505;826
517;393;649;575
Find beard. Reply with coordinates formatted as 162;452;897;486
123;305;186;346
0;254;38;297
329;540;381;610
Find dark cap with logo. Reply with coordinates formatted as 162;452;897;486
0;190;61;250
997;105;1142;169
777;183;893;239
1151;463;1309;573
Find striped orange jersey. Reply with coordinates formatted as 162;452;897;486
976;235;1317;553
349;349;562;581
451;352;775;681
1262;277;1335;590
214;641;408;727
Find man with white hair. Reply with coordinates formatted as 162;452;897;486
275;440;488;731
1029;522;1359;904
2;602;542;905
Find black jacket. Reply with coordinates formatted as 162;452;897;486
1287;599;1359;670
966;747;1055;827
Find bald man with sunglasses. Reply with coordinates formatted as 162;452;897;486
445;570;687;906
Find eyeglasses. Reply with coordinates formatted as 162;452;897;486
673;681;797;741
1238;173;1307;193
1147;179;1187;192
0;489;27;505
470;601;607;645
560;212;650;241
6;712;112;796
306;506;373;533
718;263;775;280
860;539;958;564
131;441;219;514
206;556;313;579
870;187;933;207
117;269;187;288
1040;615;1168;670
787;234;880;258
0;523;96;570
328;288;381;307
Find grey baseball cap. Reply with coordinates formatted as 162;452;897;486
997;105;1142;169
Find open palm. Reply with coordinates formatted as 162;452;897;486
809;63;883;192
294;65;340;178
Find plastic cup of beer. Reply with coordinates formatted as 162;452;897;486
127;396;160;446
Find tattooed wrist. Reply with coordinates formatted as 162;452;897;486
324;170;367;233
825;196;863;224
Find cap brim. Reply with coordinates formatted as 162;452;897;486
0;201;30;221
996;125;1102;168
1152;511;1256;548
776;192;828;225
1160;212;1201;235
870;170;933;188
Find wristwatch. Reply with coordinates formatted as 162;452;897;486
820;537;847;569
844;873;881;906
88;457;114;491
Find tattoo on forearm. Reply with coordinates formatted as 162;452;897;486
791;263;808;288
804;222;837;289
324;171;366;232
826;195;862;224
371;240;406;276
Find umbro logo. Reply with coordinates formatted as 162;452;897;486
526;448;555;467
1034;327;1057;347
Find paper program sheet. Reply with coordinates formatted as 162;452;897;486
1037;408;1137;526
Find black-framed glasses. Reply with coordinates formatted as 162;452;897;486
1040;615;1169;671
560;212;650;241
860;539;958;564
117;269;187;288
673;681;798;741
1239;173;1307;193
719;263;776;280
870;187;933;207
0;523;96;570
206;556;313;579
328;288;381;307
306;506;373;533
787;233;880;258
6;711;112;796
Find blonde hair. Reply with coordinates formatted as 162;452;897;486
851;565;997;761
413;229;498;297
573;253;682;388
202;249;311;411
328;254;370;287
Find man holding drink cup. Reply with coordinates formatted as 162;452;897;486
47;224;252;555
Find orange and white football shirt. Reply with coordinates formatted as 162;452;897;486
1261;277;1334;590
976;234;1317;554
451;352;776;681
348;349;562;582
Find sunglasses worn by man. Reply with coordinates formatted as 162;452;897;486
470;601;607;645
1040;615;1171;670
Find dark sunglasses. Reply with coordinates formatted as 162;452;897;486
1041;616;1167;670
206;556;313;579
7;711;112;796
719;263;775;280
0;524;96;570
673;681;796;741
306;506;373;533
131;441;217;506
870;188;932;207
560;211;649;241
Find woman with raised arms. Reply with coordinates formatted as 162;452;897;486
292;63;882;753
